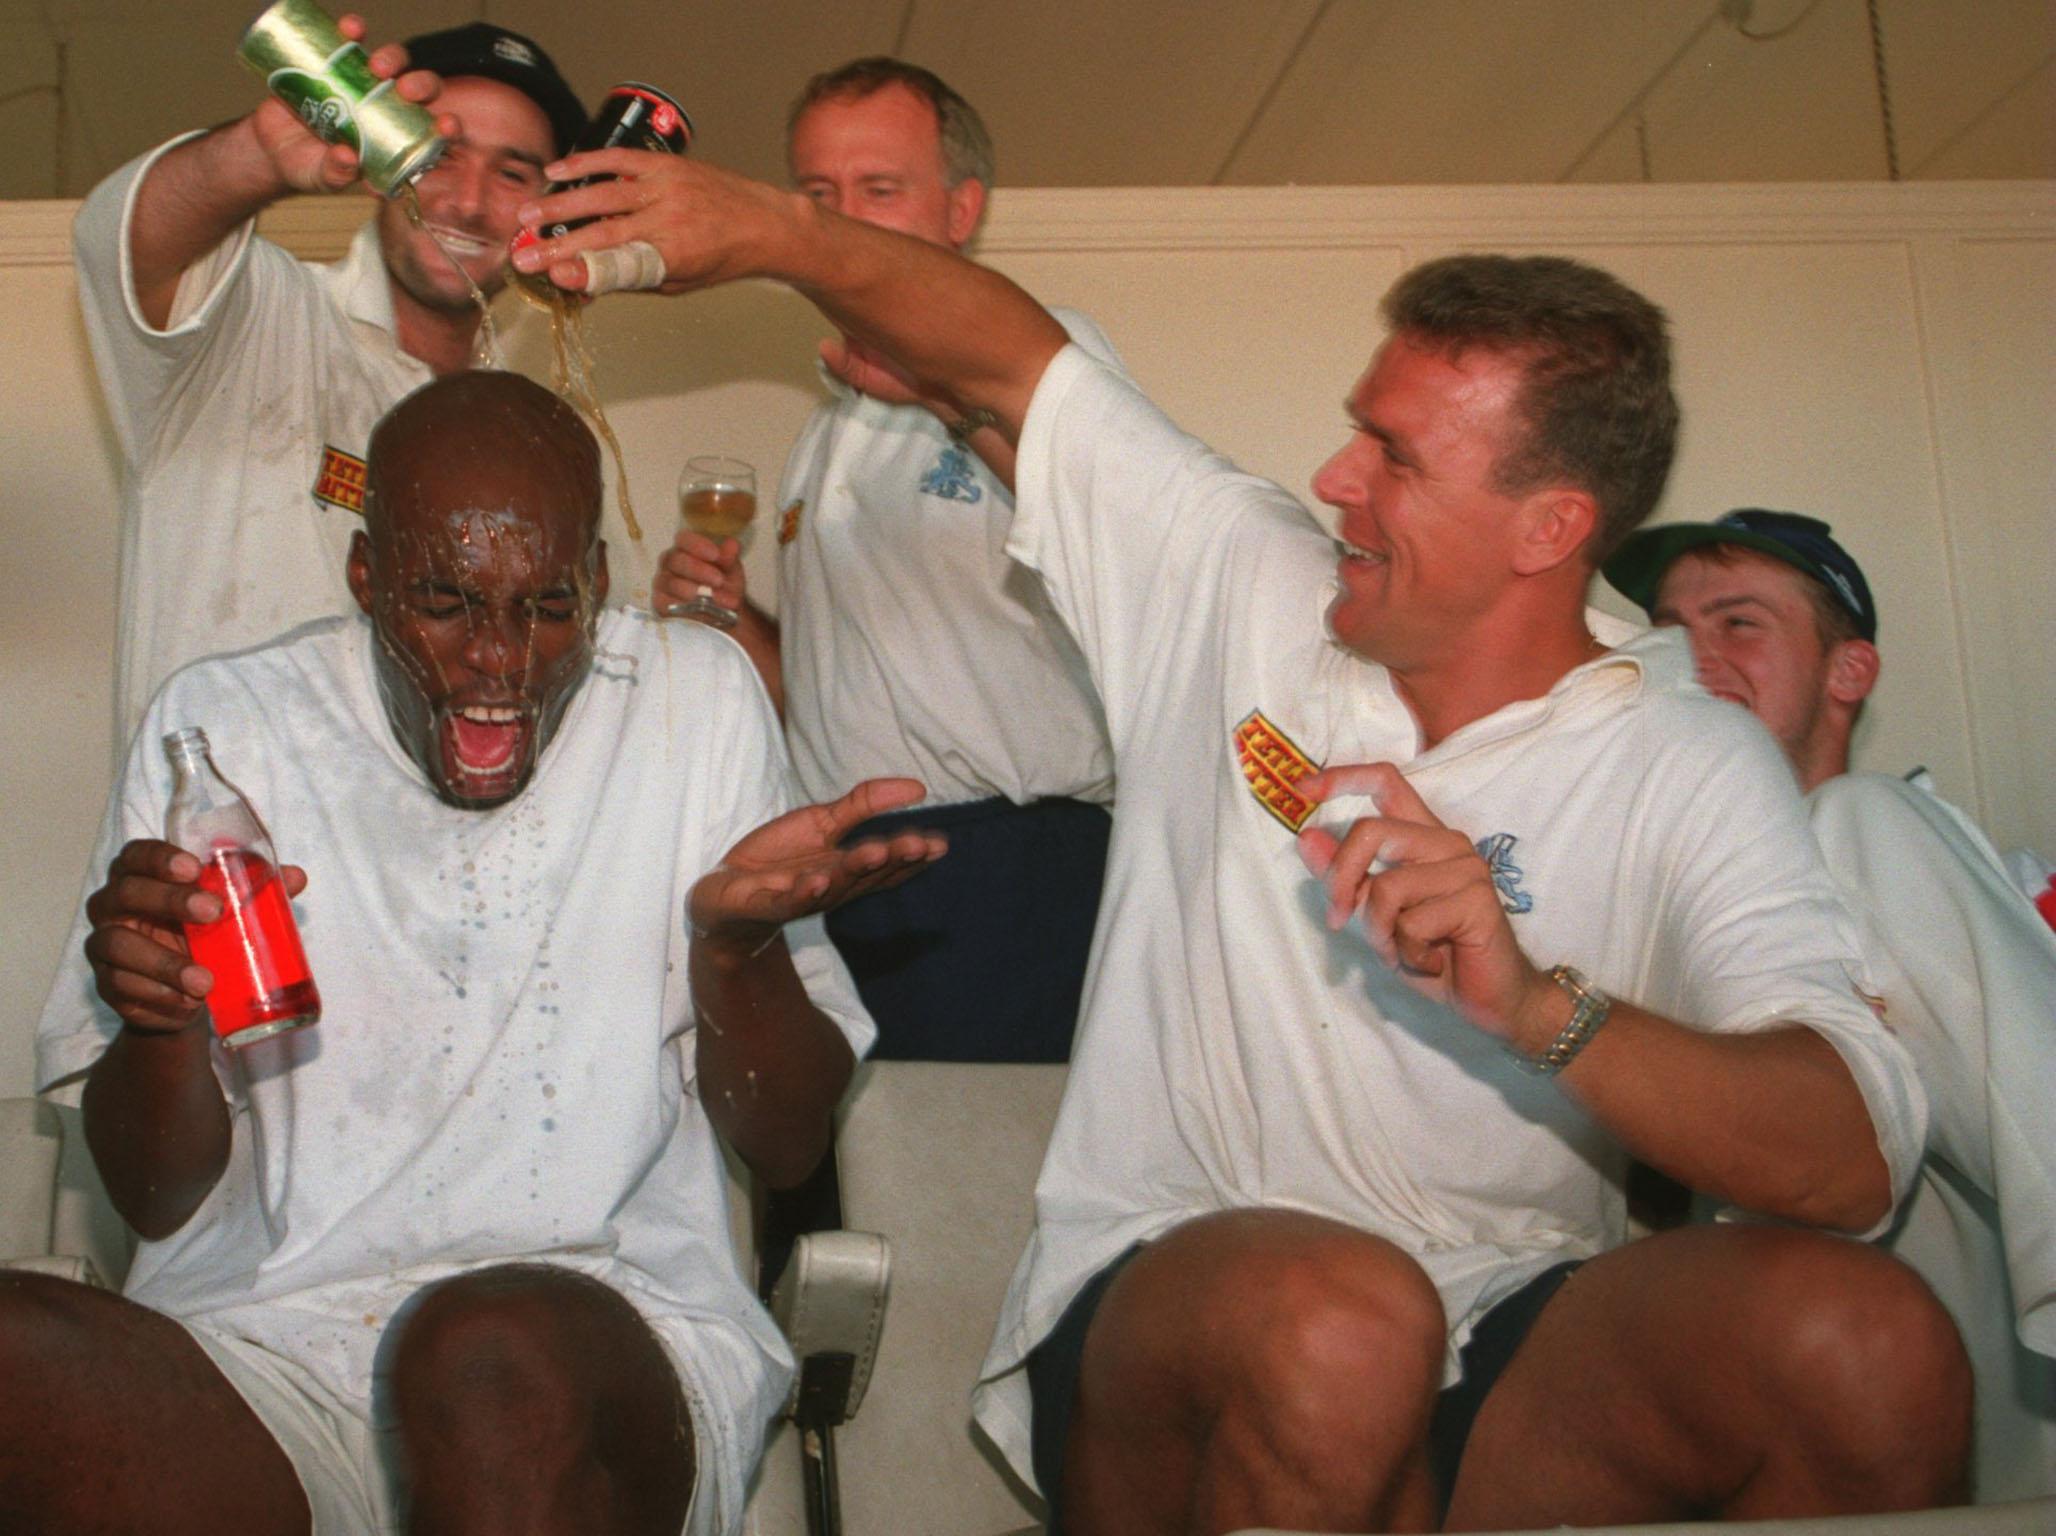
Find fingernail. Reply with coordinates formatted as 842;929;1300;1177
183;965;212;996
191;895;221;922
516;202;541;225
510;243;541;272
544;161;568;181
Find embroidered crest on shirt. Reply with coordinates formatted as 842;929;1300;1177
918;445;984;504
312;445;368;514
1473;831;1534;914
777;499;804;545
1235;711;1319;832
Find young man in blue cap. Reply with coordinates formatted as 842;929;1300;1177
1609;508;2056;1501
74;18;586;740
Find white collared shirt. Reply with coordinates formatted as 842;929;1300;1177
971;344;1928;1492
774;310;1119;808
75;137;434;741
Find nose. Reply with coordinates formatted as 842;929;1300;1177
1688;635;1731;691
1310;438;1360;510
424;156;489;224
460;606;526;677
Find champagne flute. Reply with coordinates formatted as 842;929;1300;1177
673;455;758;627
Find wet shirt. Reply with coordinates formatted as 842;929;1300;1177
74;137;432;743
35;609;872;1535
775;309;1119;808
970;345;1928;1492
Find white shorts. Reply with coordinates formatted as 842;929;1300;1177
183;1319;716;1534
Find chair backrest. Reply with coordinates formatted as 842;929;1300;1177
822;1060;1067;1536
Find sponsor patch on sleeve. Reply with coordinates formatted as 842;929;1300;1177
1234;710;1320;832
312;445;368;514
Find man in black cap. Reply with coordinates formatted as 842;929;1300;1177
1608;510;2056;1501
72;15;587;740
1605;509;1880;792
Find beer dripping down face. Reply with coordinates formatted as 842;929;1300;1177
349;374;609;811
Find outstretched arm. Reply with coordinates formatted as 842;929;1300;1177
511;152;1069;447
690;778;945;1187
1297;763;1894;1232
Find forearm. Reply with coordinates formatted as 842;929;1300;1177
80;1022;231;1239
128;119;291;330
771;200;1067;438
1550;1001;1893;1231
692;931;853;1188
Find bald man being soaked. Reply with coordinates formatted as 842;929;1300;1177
10;372;939;1535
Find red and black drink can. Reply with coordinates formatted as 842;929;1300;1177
512;83;692;259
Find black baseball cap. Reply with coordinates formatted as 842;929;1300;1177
403;23;586;158
1603;509;1877;641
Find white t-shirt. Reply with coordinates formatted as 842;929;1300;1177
36;609;874;1535
970;345;1928;1488
1809;771;2056;1499
774;309;1119;808
74;137;433;742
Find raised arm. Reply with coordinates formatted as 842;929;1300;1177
511;152;1070;445
126;23;446;329
689;779;945;1187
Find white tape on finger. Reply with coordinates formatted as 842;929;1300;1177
581;240;668;296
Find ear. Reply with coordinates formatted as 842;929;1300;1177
1826;637;1879;706
347;530;375;615
1510;488;1600;577
945;177;986;250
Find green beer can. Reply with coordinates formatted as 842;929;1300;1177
238;0;446;195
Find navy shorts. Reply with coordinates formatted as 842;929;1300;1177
825;796;1109;1063
1024;1244;1582;1530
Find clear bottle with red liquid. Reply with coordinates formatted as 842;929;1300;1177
163;728;321;1048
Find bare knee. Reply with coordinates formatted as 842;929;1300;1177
1131;1215;1446;1464
0;1271;131;1404
392;1264;648;1442
391;1264;694;1533
1237;1243;1445;1443
1750;1234;1971;1503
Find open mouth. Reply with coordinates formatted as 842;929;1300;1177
437;704;533;793
423;223;491;260
1336;537;1389;574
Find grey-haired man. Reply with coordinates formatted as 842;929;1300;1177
652;59;1119;1066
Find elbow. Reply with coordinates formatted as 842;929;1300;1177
1772;1145;1896;1234
749;1123;834;1192
103;1163;217;1242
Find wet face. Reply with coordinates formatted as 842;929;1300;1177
350;379;607;810
1311;334;1535;669
1651;547;1840;764
377;75;554;310
788;83;983;250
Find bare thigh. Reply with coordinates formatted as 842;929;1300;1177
1449;1224;1972;1529
0;1271;309;1536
